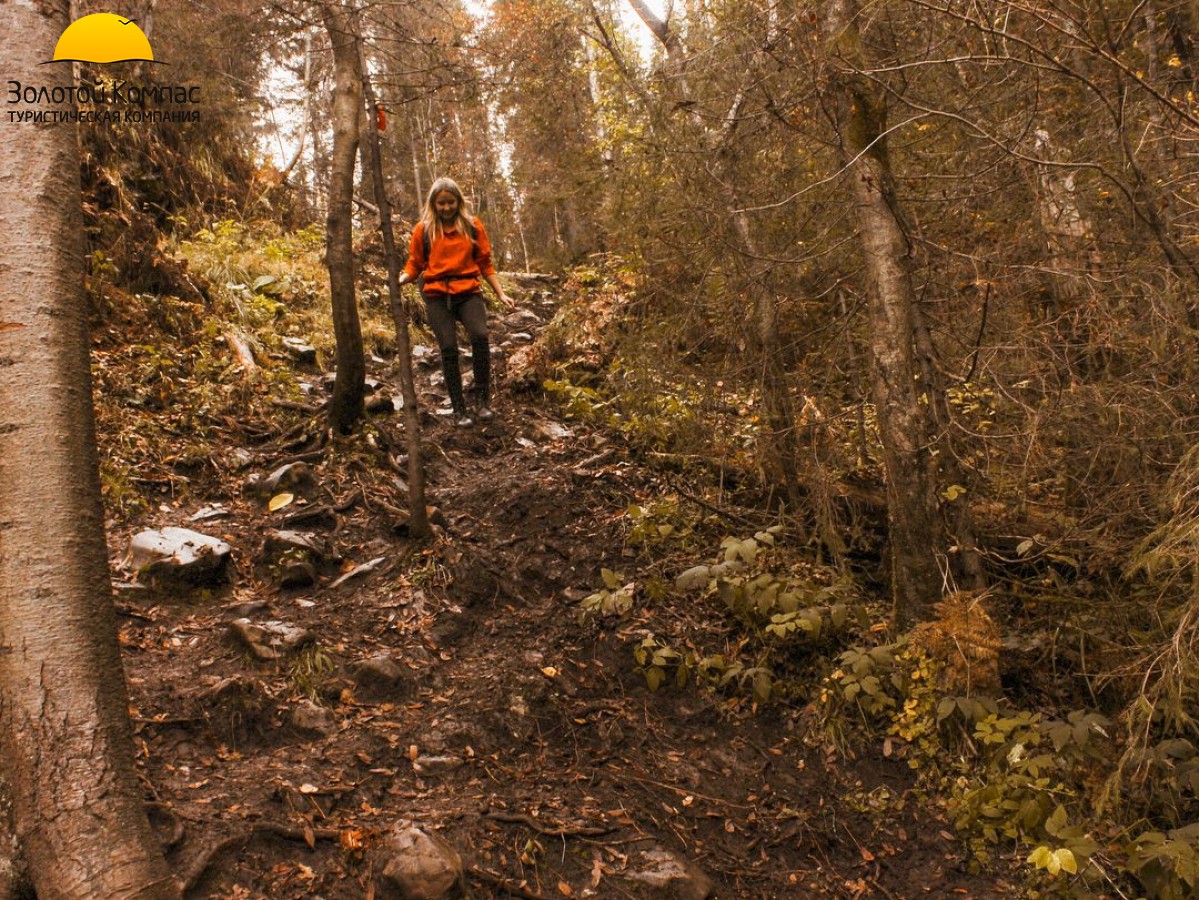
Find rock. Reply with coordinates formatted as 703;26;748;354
282;337;317;365
367;391;397;414
412;755;463;777
535;421;572;441
502;309;541;330
262;530;331;588
289;699;336;737
222;597;272;618
128;528;232;585
262;462;314;495
230;618;314;661
279;558;316;588
188;504;230;523
377;823;463;900
352;654;409;698
413;345;439;369
619;849;714;900
263;530;332;560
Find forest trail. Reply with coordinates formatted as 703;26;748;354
113;276;1006;899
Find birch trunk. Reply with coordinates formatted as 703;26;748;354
0;2;179;895
825;0;948;624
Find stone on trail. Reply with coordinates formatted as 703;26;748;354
502;309;541;330
619;848;714;900
262;529;332;589
229;618;314;661
376;823;464;900
288;699;337;738
128;527;232;585
262;461;314;495
352;654;410;698
282;336;317;365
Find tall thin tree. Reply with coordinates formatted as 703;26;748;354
322;1;367;435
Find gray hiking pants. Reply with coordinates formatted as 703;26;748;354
423;291;489;350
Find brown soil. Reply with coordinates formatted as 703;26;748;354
111;285;1015;899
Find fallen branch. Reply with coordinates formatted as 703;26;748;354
223;330;258;376
483;810;616;838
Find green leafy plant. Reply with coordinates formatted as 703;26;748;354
579;569;635;620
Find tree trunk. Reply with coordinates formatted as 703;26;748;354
825;0;948;625
322;2;367;434
360;55;432;539
0;3;179;897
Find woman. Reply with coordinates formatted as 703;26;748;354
398;177;511;426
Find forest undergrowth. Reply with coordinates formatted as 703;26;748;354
81;215;1013;899
78;205;1199;899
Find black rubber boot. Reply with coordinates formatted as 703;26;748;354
441;347;472;426
471;337;492;419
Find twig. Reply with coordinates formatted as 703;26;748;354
483;810;616;837
279;504;336;527
467;866;556;900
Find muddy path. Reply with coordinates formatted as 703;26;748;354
112;279;1009;898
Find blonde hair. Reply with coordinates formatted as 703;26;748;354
419;177;476;245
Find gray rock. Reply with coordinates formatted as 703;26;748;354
352;654;409;698
188;504;230;523
282;337;317;365
619;849;714;900
377;823;463;900
222;597;272;618
261;530;331;588
128;528;232;585
230;448;256;470
413;345;439;370
289;700;336;737
230;618;314;661
262;462;314;495
502;309;541;329
263;529;330;560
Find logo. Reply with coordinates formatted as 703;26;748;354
50;13;156;65
7;11;201;126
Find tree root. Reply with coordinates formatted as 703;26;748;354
178;822;339;894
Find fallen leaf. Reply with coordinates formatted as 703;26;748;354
557;881;573;896
269;492;295;512
541;666;558;678
299;783;319;794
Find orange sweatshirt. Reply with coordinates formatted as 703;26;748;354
404;217;496;296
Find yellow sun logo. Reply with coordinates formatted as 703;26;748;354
51;13;155;64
